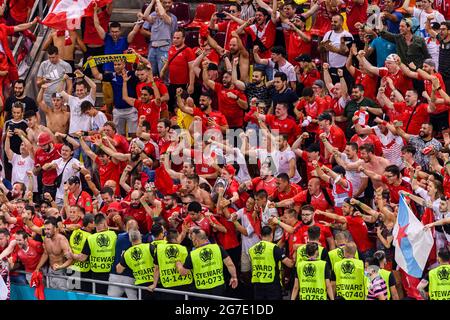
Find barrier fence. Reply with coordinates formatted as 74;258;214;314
13;270;240;301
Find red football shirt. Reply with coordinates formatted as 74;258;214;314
34;144;63;186
251;177;277;197
298;223;333;249
265;114;301;145
94;157;121;194
134;99;161;134
14;239;43;272
272;183;302;201
168;45;196;85
392;102;430;135
214;82;247;128
136;79;169;112
418;72;448;114
353;68;378;101
378;68;413;96
344;215;373;252
68;191;93;213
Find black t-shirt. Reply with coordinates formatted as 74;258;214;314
3;119;28;155
270;87;299;115
4;96;38;120
183;244;229;270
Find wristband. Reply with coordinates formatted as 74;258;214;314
277;219;281;225
436;87;442;91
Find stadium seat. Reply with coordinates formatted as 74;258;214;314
170;2;191;28
185;3;217;29
185;30;200;48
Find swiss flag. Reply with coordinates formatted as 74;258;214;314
42;0;112;30
154;165;175;196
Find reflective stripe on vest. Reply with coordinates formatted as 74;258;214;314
157;243;192;288
69;229;91;272
124;243;154;285
88;230;117;273
429;265;450;300
334;258;366;300
297;260;328;300
190;244;224;290
249;240;277;284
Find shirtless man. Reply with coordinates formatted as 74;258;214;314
35;218;73;290
343;143;391;190
183;174;214;210
161;154;210;189
43;29;87;71
37;84;70;134
24;111;55;147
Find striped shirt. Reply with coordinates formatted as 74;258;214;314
372;126;404;169
367;275;388;300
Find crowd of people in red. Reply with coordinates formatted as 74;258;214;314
0;0;450;301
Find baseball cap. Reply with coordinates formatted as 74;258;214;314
51;92;63;99
313;80;325;88
423;58;436;68
295;54;312;62
67;176;81;185
318;113;332;122
385;53;399;63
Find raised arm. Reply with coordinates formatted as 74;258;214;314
93;3;106;40
201;60;216;90
357;51;380;76
122;70;136;106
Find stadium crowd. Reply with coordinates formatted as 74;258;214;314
1;0;450;301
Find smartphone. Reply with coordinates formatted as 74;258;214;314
343;36;353;43
395;121;403;127
216;12;226;19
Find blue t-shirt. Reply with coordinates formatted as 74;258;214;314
111;232;133;277
370;37;397;67
103;34;129;72
103;71;138;109
386;11;403;34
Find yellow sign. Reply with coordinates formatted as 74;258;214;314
83;54;138;70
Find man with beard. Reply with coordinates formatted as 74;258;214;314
135;62;170;119
395;122;443;171
202;60;248;130
161;29;196;112
123;190;149;234
78;136;121;196
122;70;161;134
4;79;39;121
37;85;70;134
162;194;183;226
342;84;382;139
255;103;301;146
176;89;228;134
344;143;391;190
297;205;336;250
272;72;299;114
35;218;73;290
11;230;44;284
232;63;270;106
95;135;153;174
183;174;214;210
33;132;63;199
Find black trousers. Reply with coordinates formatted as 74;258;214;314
253;283;282;300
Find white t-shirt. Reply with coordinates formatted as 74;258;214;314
268;59;296;82
91;111;108;132
235;208;261;254
272;148;302;184
11;154;37;192
323;30;353;68
224;148;251;184
51;157;81;200
425;37;440;70
68;95;94;134
372;126;404;169
413;8;445;32
340;153;365;197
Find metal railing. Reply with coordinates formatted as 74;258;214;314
14;270;240;300
12;0;50;84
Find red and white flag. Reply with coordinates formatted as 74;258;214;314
42;0;112;30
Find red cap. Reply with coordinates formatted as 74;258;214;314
37;132;52;146
224;164;236;176
107;201;122;212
